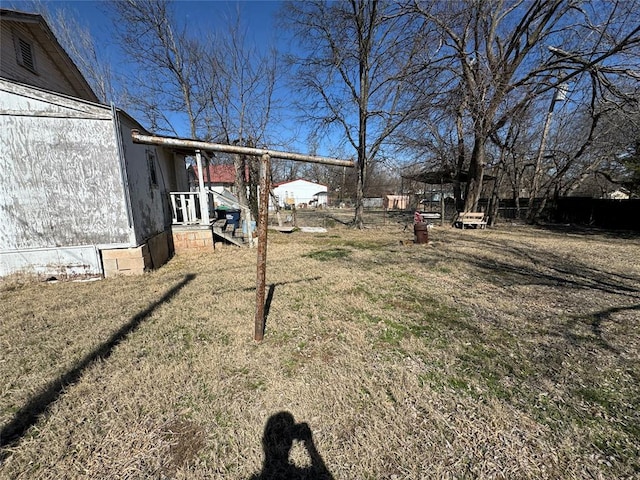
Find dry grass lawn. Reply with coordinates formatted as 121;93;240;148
1;224;639;479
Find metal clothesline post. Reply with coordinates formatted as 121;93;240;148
254;153;271;342
131;130;354;342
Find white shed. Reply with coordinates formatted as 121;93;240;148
272;179;329;208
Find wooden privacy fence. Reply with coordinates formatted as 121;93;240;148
553;197;640;231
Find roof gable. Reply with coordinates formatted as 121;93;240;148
273;179;327;189
0;8;99;103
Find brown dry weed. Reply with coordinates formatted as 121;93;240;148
1;224;639;479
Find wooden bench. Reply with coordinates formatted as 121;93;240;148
415;212;441;224
455;212;487;229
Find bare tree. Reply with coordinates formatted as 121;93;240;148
528;84;640;213
409;0;640;215
394;85;473;212
49;9;117;104
108;1;279;225
109;0;207;138
282;0;427;228
525;39;640;219
590;98;640;196
487;107;535;223
202;12;278;222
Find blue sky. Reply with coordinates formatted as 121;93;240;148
8;1;284;51
20;1;282;44
65;1;283;49
9;1;326;153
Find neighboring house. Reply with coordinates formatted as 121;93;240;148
0;9;190;277
272;179;328;208
188;163;248;194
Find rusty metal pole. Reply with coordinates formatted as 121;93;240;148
131;130;354;341
131;130;354;167
254;153;271;342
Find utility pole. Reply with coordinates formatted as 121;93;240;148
527;80;568;223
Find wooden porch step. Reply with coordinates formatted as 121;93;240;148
212;225;250;247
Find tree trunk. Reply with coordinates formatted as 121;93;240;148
454;107;466;211
527;93;557;223
531;183;555;222
463;134;486;212
354;159;366;229
248;157;260;222
487;164;504;226
233;153;253;226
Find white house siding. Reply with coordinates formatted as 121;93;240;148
0;80;132;275
0;245;102;277
272;179;328;208
116;113;183;245
0;22;84;99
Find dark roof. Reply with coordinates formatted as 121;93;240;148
0;8;99;103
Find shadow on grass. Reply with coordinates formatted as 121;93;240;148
212;277;322;336
264;284;276;333
440;235;639;364
534;223;640;240
249;411;333;480
215;276;323;296
587;304;640;336
450;235;640;297
0;274;196;452
262;277;322;333
552;303;640;355
324;214;353;226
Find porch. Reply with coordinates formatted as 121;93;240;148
168;190;254;249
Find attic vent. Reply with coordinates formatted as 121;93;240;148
15;36;37;73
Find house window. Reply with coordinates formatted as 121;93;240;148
14;35;37;73
147;151;158;187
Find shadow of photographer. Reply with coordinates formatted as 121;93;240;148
250;411;333;480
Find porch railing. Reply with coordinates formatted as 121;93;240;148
169;191;214;225
169;190;255;246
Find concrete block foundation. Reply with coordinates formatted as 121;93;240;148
101;244;152;276
171;225;215;254
100;231;173;276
